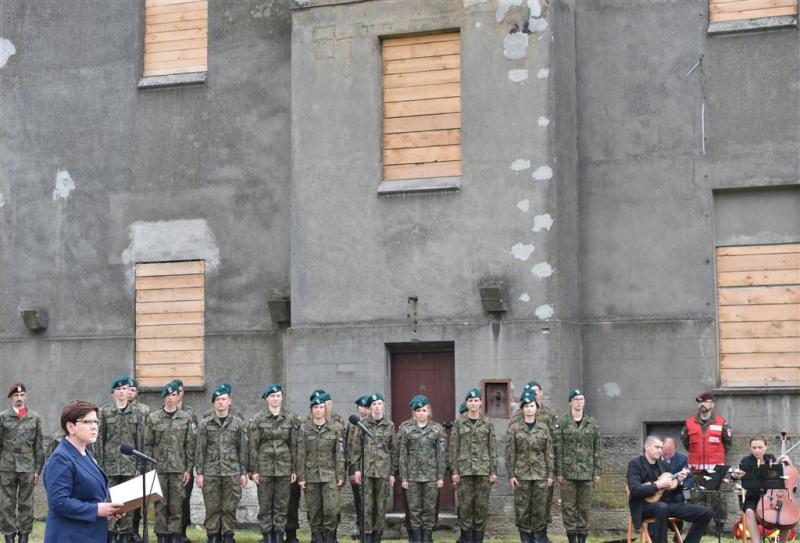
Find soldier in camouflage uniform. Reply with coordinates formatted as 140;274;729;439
172;379;199;543
398;395;446;543
347;396;371;539
248;384;297;543
144;381;195;543
556;388;601;543
98;374;146;543
297;393;345;543
0;383;44;543
350;393;396;543
507;392;554;543
449;389;498;543
195;383;249;543
202;383;245;423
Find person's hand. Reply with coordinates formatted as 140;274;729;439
182;472;191;485
134;471;141;478
436;479;444;489
389;475;396;487
489;474;498;484
32;472;39;485
353;471;362;485
299;481;306;490
402;480;409;490
779;455;793;466
451;474;460;486
240;475;248;488
337;479;344;487
97;502;124;518
251;473;261;485
547;478;553;487
510;477;519;488
593;475;601;485
557;476;565;484
731;469;745;479
290;473;297;483
195;475;204;489
656;477;672;490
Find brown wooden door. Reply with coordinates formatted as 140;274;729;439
391;350;456;512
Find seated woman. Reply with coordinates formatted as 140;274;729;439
731;436;796;543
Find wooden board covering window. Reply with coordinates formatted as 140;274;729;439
143;0;208;77
135;260;205;388
382;32;462;182
717;243;800;387
709;0;798;24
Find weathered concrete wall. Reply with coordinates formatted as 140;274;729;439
0;0;292;428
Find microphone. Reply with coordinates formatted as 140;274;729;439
120;443;157;464
348;414;374;438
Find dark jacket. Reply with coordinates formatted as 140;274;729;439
43;438;110;543
627;455;683;529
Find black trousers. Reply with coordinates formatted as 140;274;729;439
642;501;712;543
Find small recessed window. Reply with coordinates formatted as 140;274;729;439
482;380;511;418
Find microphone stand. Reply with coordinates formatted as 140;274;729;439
138;456;157;543
360;430;367;543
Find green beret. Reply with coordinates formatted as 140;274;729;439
161;382;179;398
568;388;584;401
128;378;139;388
459;401;468;414
309;389;327;401
355;395;370;407
409;395;429;410
524;380;540;392
366;392;384;406
465;388;481;400
110;374;130;392
171;379;184;388
261;383;283;399
310;395;326;407
211;383;231;402
520;392;537;406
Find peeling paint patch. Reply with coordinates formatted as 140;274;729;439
503;32;529;60
0;192;5;208
508;69;529;83
510;158;531;172
475;21;482;28
0;38;15;69
464;0;488;6
122;219;221;286
517;199;530;212
535;304;554;320
603;382;621;398
531;165;553;180
529;17;549;33
510;242;535;261
538;116;550;127
519;292;530;302
537;68;549;79
532;213;554;232
528;0;542;17
52;170;75;201
496;0;524;22
531;262;553;277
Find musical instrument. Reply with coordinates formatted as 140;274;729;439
756;431;800;530
645;467;691;503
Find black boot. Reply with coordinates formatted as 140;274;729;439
207;533;221;543
577;534;586;543
17;535;28;543
408;529;420;543
473;532;483;543
326;531;338;543
286;530;299;543
119;535;133;543
519;531;531;543
459;531;470;543
222;532;235;543
567;533;577;543
3;535;14;543
363;533;373;543
533;532;547;543
311;532;323;543
263;533;271;543
170;535;184;543
157;536;169;543
275;532;285;543
373;531;383;543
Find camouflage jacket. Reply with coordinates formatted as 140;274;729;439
144;408;195;474
296;419;345;483
181;404;199;425
556;413;601;480
0;408;44;473
248;407;296;476
398;421;447;482
195;414;248;476
448;415;497;476
133;401;151;418
349;416;397;479
506;418;554;481
98;403;145;476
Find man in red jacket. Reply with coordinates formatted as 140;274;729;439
681;392;732;538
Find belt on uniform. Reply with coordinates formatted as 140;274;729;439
4;447;32;454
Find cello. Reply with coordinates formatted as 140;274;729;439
756;431;800;530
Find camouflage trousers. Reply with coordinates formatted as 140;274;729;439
304;481;341;532
689;488;727;523
155;472;186;535
181;474;194;534
202;475;242;534
406;481;439;530
0;471;34;535
513;479;548;534
456;475;491;531
287;481;301;530
108;475;136;534
546;482;554;523
351;481;363;533
560;479;593;534
256;474;292;533
363;476;391;533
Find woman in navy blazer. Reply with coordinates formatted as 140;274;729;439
44;400;123;543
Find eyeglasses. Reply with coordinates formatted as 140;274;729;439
75;419;100;427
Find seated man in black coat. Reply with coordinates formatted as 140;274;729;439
628;436;712;543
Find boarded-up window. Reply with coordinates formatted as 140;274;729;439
717;243;800;387
135;261;205;388
143;0;208;78
709;0;798;25
382;32;461;182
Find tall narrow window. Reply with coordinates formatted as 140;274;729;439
382;31;462;183
143;0;208;78
135;260;205;388
717;243;800;387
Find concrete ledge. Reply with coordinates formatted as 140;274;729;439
377;176;462;195
708;15;798;35
713;386;800;396
138;72;207;90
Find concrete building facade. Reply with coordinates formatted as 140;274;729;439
1;0;798;532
